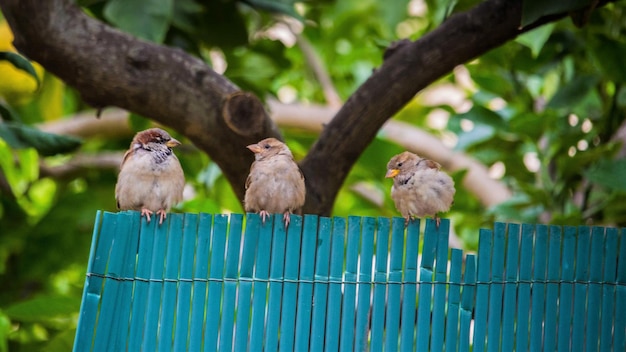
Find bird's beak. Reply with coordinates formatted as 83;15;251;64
386;169;400;178
166;138;181;148
247;144;262;154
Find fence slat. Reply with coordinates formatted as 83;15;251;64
529;225;548;351
416;219;439;351
371;217;390;351
515;224;534;352
173;214;199;351
572;226;591;351
586;226;605;352
445;248;463;352
543;225;561;352
294;215;319;351
487;223;505;352
615;228;626;351
600;228;618;351
354;217;376;352
217;214;243;352
158;214;185;351
141;216;170;352
278;215;304;352
199;214;221;351
310;217;332;351
264;216;288;352
501;223;519;352
384;217;405;351
431;219;450;351
473;229;493;352
459;254;476;352
249;214;275;348
400;219;420;352
325;217;346;352
339;217;361;352
202;214;226;351
557;226;576;352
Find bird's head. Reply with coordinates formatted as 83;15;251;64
247;137;292;161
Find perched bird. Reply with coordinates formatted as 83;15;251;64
244;138;305;226
386;151;455;227
115;128;185;225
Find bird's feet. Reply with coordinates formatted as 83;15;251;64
259;210;270;224
435;215;441;229
141;208;154;223
283;211;291;227
157;209;167;225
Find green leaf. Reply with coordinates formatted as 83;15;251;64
547;75;599;109
0;51;40;87
0;104;21;123
587;34;626;83
0;310;9;352
0;123;82;156
241;0;303;20
128;113;152;132
586;159;626;191
454;105;507;129
5;296;79;322
516;23;555;57
521;0;592;27
103;0;174;43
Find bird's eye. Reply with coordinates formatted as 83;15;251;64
264;144;271;149
397;162;403;167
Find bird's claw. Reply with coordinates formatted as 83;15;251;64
259;210;270;224
283;212;291;227
157;209;167;225
141;208;154;223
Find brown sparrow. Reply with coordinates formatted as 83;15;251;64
244;138;305;226
115;128;185;224
386;151;455;227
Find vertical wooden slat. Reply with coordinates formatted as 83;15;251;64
196;213;218;351
585;226;605;352
310;217;332;351
294;214;319;351
501;223;520;352
400;219;420;351
600;228;618;351
249;214;275;349
325;217;346;352
486;223;505;352
431;219;450;351
234;214;262;351
515;224;534;352
158;214;185;351
384;217;405;351
615;228;626;351
416;219;439;351
571;226;591;351
216;214;243;352
473;228;493;352
557;226;576;352
370;217;390;351
529;225;548;351
339;216;361;352
202;214;227;351
354;217;376;352
543;225;561;352
74;210;104;352
127;213;158;351
173;214;199;351
278;214;303;352
264;216;289;351
445;248;463;352
141;216;170;352
459;254;476;352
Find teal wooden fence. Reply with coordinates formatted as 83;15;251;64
73;211;626;351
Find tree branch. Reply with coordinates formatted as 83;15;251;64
0;0;281;204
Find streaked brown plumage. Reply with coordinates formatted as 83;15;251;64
115;128;185;224
386;151;455;226
244;138;305;226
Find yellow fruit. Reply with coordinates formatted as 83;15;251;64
0;20;45;105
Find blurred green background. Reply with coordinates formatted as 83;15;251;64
1;0;626;350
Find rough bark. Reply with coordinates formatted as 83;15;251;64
0;0;583;215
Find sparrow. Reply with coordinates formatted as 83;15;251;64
386;151;455;227
115;128;185;225
244;138;306;226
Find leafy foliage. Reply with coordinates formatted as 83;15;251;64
1;0;626;350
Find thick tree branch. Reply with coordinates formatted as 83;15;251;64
0;0;281;204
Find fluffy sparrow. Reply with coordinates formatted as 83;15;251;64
244;138;305;226
115;128;185;224
386;151;455;227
